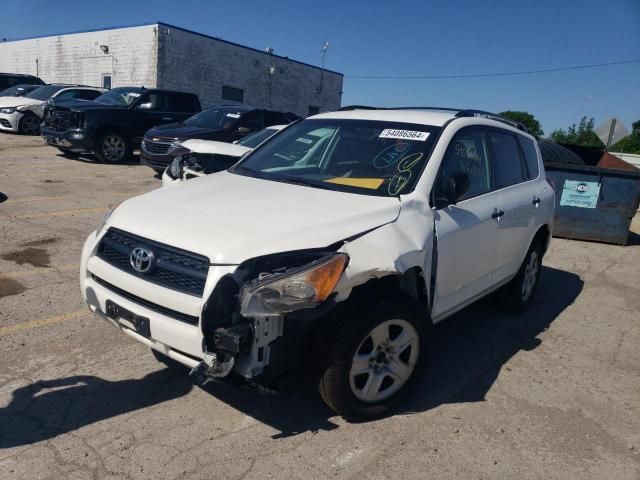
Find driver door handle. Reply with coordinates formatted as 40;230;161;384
162;117;173;121
532;197;541;205
491;210;505;219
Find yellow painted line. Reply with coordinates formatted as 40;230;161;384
0;263;79;279
3;207;106;220
4;191;146;204
0;309;88;336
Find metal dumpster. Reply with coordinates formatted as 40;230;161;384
544;162;640;245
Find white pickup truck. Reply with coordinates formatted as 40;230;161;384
81;107;554;419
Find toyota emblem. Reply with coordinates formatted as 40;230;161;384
130;247;155;273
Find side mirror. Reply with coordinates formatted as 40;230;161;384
234;126;250;135
435;172;471;208
138;102;153;110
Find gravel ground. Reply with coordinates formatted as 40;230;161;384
1;135;639;480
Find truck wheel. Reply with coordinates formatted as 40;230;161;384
318;295;429;419
498;240;543;313
19;113;41;135
150;348;185;371
95;132;130;163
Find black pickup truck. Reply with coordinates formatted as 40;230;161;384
41;87;201;162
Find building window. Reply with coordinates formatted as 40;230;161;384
221;85;244;103
102;74;112;90
308;106;320;116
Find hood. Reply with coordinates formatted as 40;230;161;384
108;171;400;264
0;96;42;108
179;139;251;156
146;122;227;141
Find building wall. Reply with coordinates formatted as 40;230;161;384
0;25;158;89
156;25;342;116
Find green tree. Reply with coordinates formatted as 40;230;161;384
610;120;640;154
549;116;602;147
498;111;544;138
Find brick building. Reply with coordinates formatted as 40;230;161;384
0;23;343;117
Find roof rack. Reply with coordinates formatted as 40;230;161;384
338;105;528;133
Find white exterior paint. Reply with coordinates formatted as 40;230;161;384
610;152;640;169
0;23;343;117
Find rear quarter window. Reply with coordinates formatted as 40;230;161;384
518;135;540;179
168;94;200;113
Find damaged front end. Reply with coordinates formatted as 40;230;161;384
190;250;348;385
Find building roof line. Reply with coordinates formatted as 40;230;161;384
0;21;343;77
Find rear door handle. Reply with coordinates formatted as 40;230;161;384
162;117;173;121
532;197;541;205
491;210;505;219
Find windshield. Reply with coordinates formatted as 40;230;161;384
26;85;66;101
237;127;280;148
231;119;441;197
0;84;38;97
94;87;143;106
184;107;245;129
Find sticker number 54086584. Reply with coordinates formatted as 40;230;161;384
379;129;430;142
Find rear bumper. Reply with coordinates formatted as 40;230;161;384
41;126;94;152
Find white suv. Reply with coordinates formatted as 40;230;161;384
80;107;554;418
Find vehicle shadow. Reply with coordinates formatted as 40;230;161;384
55;151;141;166
0;266;582;446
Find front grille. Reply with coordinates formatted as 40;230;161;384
97;228;209;297
93;275;200;325
142;155;172;169
44;108;79;131
0;119;11;128
143;140;174;155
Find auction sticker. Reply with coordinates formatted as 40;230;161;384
559;180;601;209
379;129;430;142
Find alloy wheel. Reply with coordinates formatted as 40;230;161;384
521;250;539;301
101;135;126;162
349;319;419;403
21;115;40;135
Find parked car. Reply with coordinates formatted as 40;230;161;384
0;72;44;91
141;105;299;173
0;84;40;97
41;87;201;162
162;125;287;186
80;107;554;419
0;84;106;135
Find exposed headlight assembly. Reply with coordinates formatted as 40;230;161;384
0;107;17;114
169;155;184;179
96;202;121;235
240;253;348;317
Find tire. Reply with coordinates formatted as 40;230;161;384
56;148;80;158
151;348;186;371
19;113;41;136
94;131;130;163
318;295;430;420
498;240;543;313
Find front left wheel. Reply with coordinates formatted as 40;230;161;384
19;113;41;135
318;295;429;419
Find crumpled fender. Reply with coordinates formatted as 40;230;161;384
335;197;434;302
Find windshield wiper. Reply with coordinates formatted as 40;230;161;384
270;175;336;191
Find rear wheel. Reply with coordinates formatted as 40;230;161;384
95;131;130;163
318;295;429;419
498;240;543;312
19;113;41;135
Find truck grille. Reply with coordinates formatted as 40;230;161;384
97;228;209;297
44;108;79;131
143;139;174;155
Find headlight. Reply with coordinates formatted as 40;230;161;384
240;253;348;317
0;107;16;114
169;156;184;178
96;203;120;234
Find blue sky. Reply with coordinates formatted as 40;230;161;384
2;0;639;134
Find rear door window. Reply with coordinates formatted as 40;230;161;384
436;127;492;202
488;130;526;189
517;135;540;179
264;110;289;126
168;93;200;113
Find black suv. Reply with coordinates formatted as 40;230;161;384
0;73;45;91
40;87;201;162
140;105;299;172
